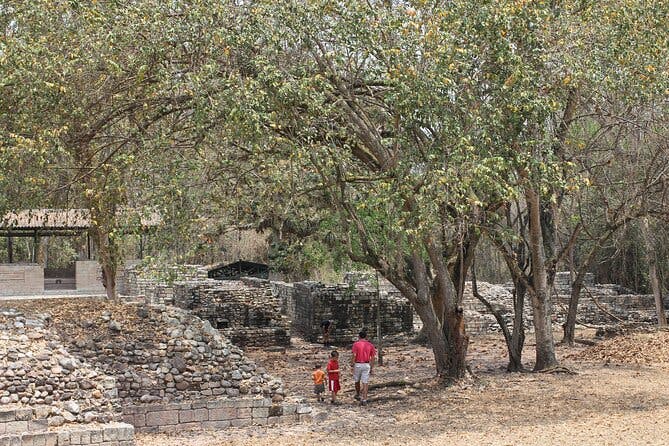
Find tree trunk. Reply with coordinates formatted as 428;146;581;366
411;298;450;376
101;261;117;300
405;285;468;380
641;218;667;327
562;272;584;346
90;225;119;300
562;229;615;345
508;279;526;372
472;259;524;372
529;286;557;370
443;307;469;380
540;201;557;283
421;235;471;381
526;187;558;370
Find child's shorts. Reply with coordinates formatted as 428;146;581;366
328;379;340;393
314;383;325;394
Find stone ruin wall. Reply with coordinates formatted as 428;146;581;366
0;309;119;427
124;395;312;434
460;272;662;335
172;280;291;348
253;280;414;345
0;408;133;446
64;305;284;404
338;271;663;335
551;272;663;325
117;263;662;341
0;302;287;407
0;307;135;445
118;263;208;304
119;265;293;348
120;265;415;347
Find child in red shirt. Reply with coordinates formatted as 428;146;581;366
326;350;341;404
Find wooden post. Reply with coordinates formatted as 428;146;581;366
32;230;38;263
43;236;49;268
642;217;667;326
87;232;92;260
7;233;13;263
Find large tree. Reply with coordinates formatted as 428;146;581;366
213;0;581;378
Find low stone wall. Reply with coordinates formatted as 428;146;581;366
75;261;105;293
553;271;595;294
555;290;661;325
173;280;291;347
123;397;311;433
458;276;662;335
0;264;43;296
0;422;134;446
118;264;208;303
460;282;534;335
0;407;134;446
268;281;296;327
0;407;49;435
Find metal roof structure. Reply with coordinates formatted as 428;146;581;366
1;208;161;263
208;260;270;281
0;209;161;236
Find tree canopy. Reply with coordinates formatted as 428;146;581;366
1;0;668;377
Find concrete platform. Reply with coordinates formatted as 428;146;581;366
0;291;106;301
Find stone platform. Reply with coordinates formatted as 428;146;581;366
0;407;134;446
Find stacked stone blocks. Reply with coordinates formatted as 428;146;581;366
265;280;413;345
173;280;291;347
123;397;311;433
0;408;134;446
0;309;118;424
457;272;663;335
0;265;43;296
58;304;285;403
118;264;208;304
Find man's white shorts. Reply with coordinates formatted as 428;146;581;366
353;363;371;384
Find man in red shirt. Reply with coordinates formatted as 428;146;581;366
351;330;376;406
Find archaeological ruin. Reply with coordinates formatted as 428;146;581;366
0;296;312;446
1;259;666;445
119;264;415;346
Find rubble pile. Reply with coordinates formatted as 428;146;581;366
0;309;117;426
2;300;286;408
567;330;669;365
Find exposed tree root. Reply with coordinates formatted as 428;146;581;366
537;366;577;375
369;380;413;391
340;378;429;393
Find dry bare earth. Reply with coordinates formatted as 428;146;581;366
137;330;669;446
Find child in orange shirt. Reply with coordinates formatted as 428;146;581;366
312;364;326;402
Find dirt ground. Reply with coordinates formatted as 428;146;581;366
136;329;669;446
